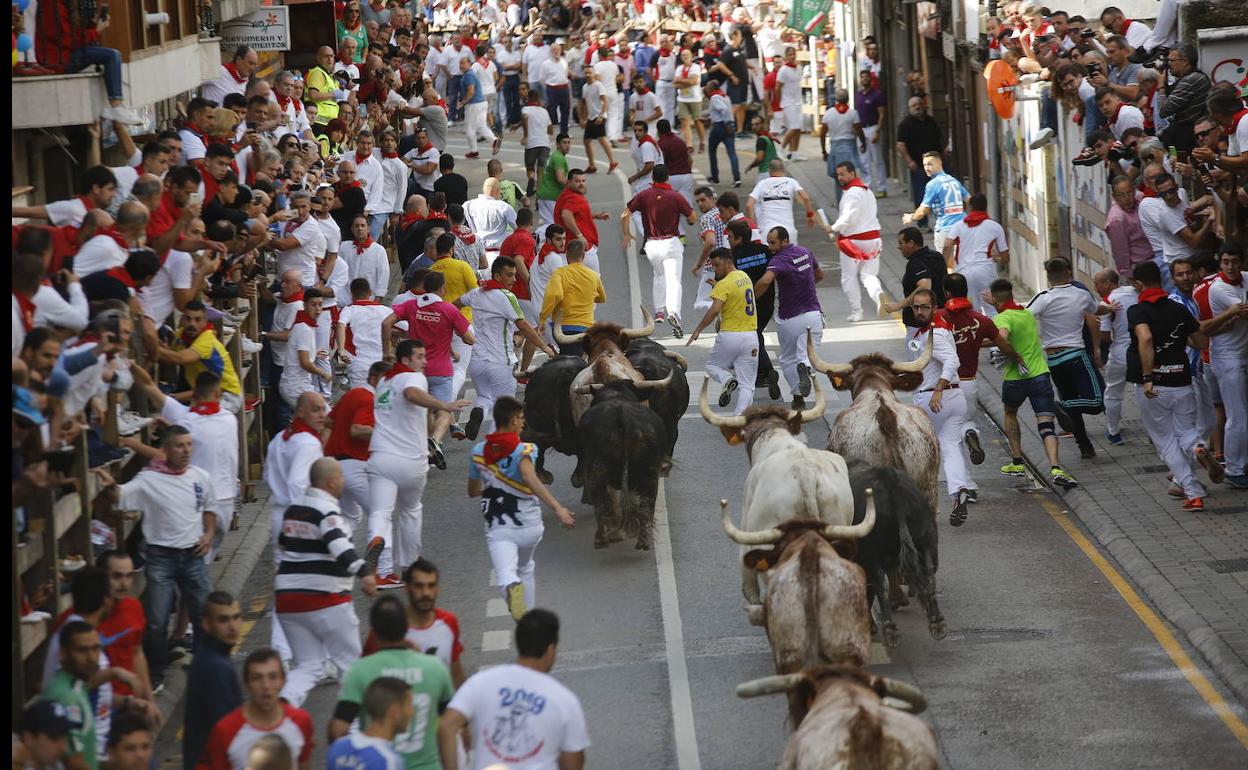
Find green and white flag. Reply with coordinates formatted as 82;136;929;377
790;0;832;35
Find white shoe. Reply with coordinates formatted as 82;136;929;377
116;409;152;436
1018;73;1041;84
241;338;264;355
1029;127;1055;150
846;311;863;322
102;106;144;126
788;152;807;161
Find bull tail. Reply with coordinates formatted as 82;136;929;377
799;537;821;670
898;506;923;591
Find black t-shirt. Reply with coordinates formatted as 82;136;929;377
1126;297;1199;387
720;45;748;81
435;173;469;207
896;115;944;162
737;26;759;60
80;271;132;305
900;247;948;327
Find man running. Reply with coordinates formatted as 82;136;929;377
687;248;760;414
902;151;970;258
747;159;816;246
539;239;605;357
554;169;610;273
823;161;883;321
622;164;696;338
727;219;782;400
693;186;727;315
324;361;390;530
536;133;572;226
753;226;824;408
655;119;695;208
1093;267;1139;445
335;278;393;389
945;193;1009;315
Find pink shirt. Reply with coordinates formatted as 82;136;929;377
392;294;470;377
1104;201;1154;274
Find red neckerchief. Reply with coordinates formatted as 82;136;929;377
453;225;477;244
1120;19;1133;34
416;141;435;154
784;61;797;68
189;401;222;415
339;52;355;66
182;123;211;144
283;289;305;304
399;212;423;227
275;92;304;114
352;298;380;306
98;226;131;250
833;103;849;114
1109;101;1125;124
13;291;36;332
1138;287;1168;304
382;151;400;159
914;314;952;334
483;430;521;464
1139;184;1156;198
963;211;989;226
147;458;188;476
840;177;868;191
944;297;972;312
999;300;1025;311
651;182;673;190
356;149;372;164
1220;271;1243;286
756;129;774;141
293;310;318;328
383;361;416;379
480;279;505;290
476;56;489;68
537;242;562;266
680;62;694;78
706;88;724;98
104;266;136;288
202;173;222;205
1231;109;1248;134
531;39;544;47
75;194;97;212
637;134;658;147
179;322;213;347
353;236;375;249
223;61;247;84
283;417;320;440
336;180;362;194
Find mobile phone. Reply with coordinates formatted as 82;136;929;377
246;121;258;131
1080;29;1096;38
99;6;110;21
188;193;202;206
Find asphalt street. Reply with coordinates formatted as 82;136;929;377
157;134;1246;769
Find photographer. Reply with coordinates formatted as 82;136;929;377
1158;45;1212;154
1094;35;1140;102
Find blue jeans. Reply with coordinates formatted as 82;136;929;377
908;166;929;226
142;544;210;684
447;75;464;121
826;139;864;203
546;85;571;134
1153;252;1178;295
708;122;740;182
502;74;522;125
70;44;124;101
1083;94;1106;142
369;212;389;241
1040;88;1058;132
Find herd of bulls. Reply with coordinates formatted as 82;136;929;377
517;315;951;768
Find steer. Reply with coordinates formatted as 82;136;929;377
737;666;939;770
845;460;945;646
554;308;670;425
515;355;588;484
574;380;669;550
626;338;690;468
699;379;858;613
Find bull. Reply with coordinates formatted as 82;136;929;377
626;338;690;467
515;355;588;484
737;666;938;770
552;308;670;425
573;380;669;550
845;460;945;646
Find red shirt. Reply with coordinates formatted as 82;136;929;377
627;184;693;240
391;296;471;377
764;70;780;110
147;191;185;260
935;305;1002;379
361;607;465;667
13;224;78;274
499;229;538;300
656;133;693;176
553;188;598;248
96;597;145;695
323;386;375;461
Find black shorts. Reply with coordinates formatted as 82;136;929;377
524;146;551;172
584;118;606;139
1001;372;1057;415
727;81;748;105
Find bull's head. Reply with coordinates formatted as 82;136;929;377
572;368;674;397
718;494;876;556
553;306;656;345
806;330;931;394
698;378;825;447
736;666;928;719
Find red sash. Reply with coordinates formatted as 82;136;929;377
836;230;882;261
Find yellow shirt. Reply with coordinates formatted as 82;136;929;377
431;257;480;322
306;66;340;123
539;262;607;328
174;328;242;396
710;269;758;332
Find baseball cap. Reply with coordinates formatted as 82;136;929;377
19;700;83;737
12;385;46;428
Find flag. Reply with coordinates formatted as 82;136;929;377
791;0;832;35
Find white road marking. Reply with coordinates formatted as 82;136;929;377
481;629;513;652
485;598;508;618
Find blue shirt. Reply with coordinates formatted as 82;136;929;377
921;171;970;232
462;71;486;104
633;44;657;86
327;734;404;770
182;635;242;770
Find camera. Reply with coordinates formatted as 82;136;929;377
1080;28;1096;38
1107;145;1129;161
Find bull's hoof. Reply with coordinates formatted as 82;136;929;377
889;592;910;610
634;539;651;551
745;604;766;626
537;468;554;485
929;618;947;640
593;532;609;549
883;622;899;649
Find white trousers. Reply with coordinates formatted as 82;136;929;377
1137;384;1206;498
760;218;798;246
278;602;361;707
670;174;695;209
607;91;626;140
693;263;716;312
707;331;760;415
279;369;314;410
914;388;971;500
339;458;370;526
1196;366;1218;446
839;255;883;316
537;199;556;227
861;125;885;191
469;357;518;428
1143;0;1179;49
1212;356;1247;475
204;499;232;564
655;81;676;126
644;238;684;321
487;524;543;605
464;101;496;154
777;311;823;393
957;261;998;317
584;245;600;273
267;503;291;661
1103;357;1128;436
957;378;980;490
452;327;474;401
346;357;377;390
368;451;429;576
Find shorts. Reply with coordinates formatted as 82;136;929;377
727;81;748;104
1001;372;1057;416
524;146;551;172
677;100;703;121
426;374;453;402
781;103;802;131
584;117;606;140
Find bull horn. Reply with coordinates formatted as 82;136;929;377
720;499;782;546
513;361;540;380
663;350;689;370
572;383;604;395
890;331;933;373
553;326;586;344
877;677;928;714
698;379;747;429
806;330;852;375
795;379;825;423
736;674;806;699
633;368;674;391
621;306;655;339
822;487;876;540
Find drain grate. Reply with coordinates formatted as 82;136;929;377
944;628;1054;643
1136;464;1170;473
1207;559;1248;574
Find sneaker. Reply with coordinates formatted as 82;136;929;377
707;177;720;185
964;429;985;465
731;180;742;188
846;310;863;322
428;437;447;470
1167;482;1186;498
791;394;806;410
1224;474;1248;489
668;315;683;339
1029;127;1056;150
949;492;969;527
765;369;781;400
364;536;385;573
787;152;807;161
1182;497;1205;511
796;362;812;398
102;105;145;126
873;190;887;199
1079;443;1097;460
1000;462;1028;478
465;407;485;440
450;423;467;440
464;151;480;159
654;310;667;323
1050;466;1079;489
1072;146;1102;166
241;338;264;355
718;378;738;408
505;581;527;621
492;138;502;155
116;409;152;436
1104;431;1125;446
1195;445;1224;484
965;488;979;504
376;573;404;590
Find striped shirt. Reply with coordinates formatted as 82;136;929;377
275;487;370;613
1159;71;1211;129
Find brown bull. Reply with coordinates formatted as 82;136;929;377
554;307;672;424
737;666;939;770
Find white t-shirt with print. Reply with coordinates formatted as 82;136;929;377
118;466;215;548
749;176;804;234
371;370;430;459
777;64;803;108
523;106;553;149
947;219;1009;268
459;287;525;365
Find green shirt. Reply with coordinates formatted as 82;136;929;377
994;308;1050;381
44;672;97;770
339;649;454;770
500;179;524;211
537;150;568;201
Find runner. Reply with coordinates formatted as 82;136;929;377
539;239;605;357
823;161;884;321
945;193;1009;315
323;362;389;530
753;226;824;409
1093;268;1139;445
623;164;696;338
747;159;816;246
536;133;572;227
902;151;970;257
687;248;760;415
553;169;610;273
335;279;393;388
692;186;727;315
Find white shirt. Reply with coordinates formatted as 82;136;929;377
777;64;803;108
1026;283;1099;349
73;234;129;276
371;370;430;459
32;282;89;332
592;60;620;94
109;165;141;208
1099;285;1139;362
179;128;208;163
530;250;566;309
540;57;570;87
749;176;804;232
655;50;678;81
820;106;860;142
160;398;239;504
270;295;302;360
523;43;552;81
1137;192;1186;254
448;663;590;770
583;81;607;120
829;186;881;245
377;156;409;216
342;240;390;301
494;47;522;77
464;195;518;250
354;152;386;213
522;106;553;149
1208;273;1248;358
283;320;319;391
324;251;351;308
1108;104;1145;139
119;466;215;548
139;249;194;324
201;65;248;107
1153;199;1198;261
1230;114;1248;156
675;62;703;102
263;428;322;509
947;217;1008;267
909;325;960;391
472;59;499;96
1122;19;1152;49
317;216;343;258
277;218;328;286
460;287;525;365
45;197;90;228
630;139;662;189
448;44;474;69
631;89;659;126
338;301;392;363
404;145;443;189
757;27;783;59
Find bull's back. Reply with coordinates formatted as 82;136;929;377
579;402;667;478
830;394;940;509
765;549;871;673
782;696;940;770
750;449;854;525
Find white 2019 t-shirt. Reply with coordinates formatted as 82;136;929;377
370;370;430;459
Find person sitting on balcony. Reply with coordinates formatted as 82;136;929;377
202;46;259;107
33;0;144;126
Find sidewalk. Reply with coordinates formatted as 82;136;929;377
713;137;1248;707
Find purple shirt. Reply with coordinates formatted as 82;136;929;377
855;88;886;127
1104;201;1153;275
767;244;822;319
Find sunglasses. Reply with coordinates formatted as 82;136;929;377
1158;187;1180;198
1195;127;1217;138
